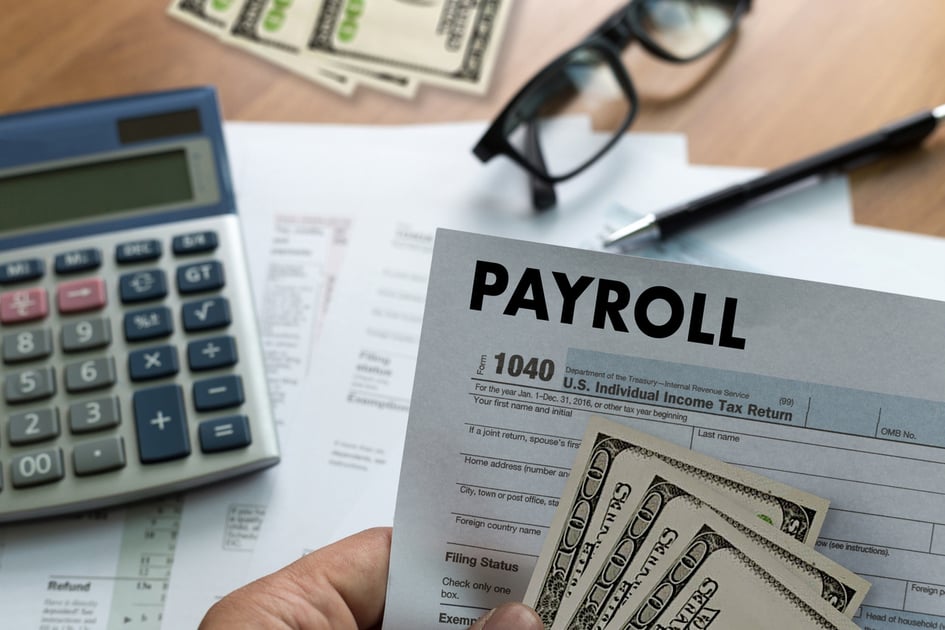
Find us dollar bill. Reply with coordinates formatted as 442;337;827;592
612;524;861;630
166;0;241;36
524;415;830;629
555;469;867;630
166;0;356;95
220;0;419;98
305;0;512;94
557;425;829;605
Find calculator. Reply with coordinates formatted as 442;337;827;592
0;87;279;522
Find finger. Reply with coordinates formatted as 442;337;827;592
468;602;544;630
200;526;392;630
283;526;392;628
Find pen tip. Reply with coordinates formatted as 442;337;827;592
933;104;945;120
601;214;660;250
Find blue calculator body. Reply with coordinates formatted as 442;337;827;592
0;87;279;522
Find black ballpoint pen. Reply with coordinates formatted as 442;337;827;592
602;103;945;250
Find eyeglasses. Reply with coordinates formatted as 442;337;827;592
473;0;751;211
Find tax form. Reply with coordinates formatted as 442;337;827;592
384;229;945;629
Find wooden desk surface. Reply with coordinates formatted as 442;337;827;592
3;0;944;237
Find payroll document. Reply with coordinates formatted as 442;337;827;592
385;229;945;630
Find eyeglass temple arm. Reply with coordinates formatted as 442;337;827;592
525;120;557;211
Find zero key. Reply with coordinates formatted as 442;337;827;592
11;448;64;488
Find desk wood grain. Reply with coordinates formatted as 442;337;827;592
2;1;943;237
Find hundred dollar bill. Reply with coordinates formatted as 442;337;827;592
555;468;867;630
556;421;830;605
221;0;419;98
611;524;861;630
524;415;830;628
167;0;243;36
166;0;356;95
305;0;512;94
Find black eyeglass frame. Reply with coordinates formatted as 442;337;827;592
473;0;752;187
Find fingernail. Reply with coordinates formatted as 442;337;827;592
478;602;543;630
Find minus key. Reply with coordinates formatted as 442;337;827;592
193;375;244;411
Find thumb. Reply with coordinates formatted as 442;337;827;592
468;602;544;630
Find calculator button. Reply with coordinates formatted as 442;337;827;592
69;396;121;434
129;345;179;381
173;231;219;255
10;448;64;488
8;408;60;445
62;317;112;352
188;335;238;371
119;269;167;303
2;328;53;363
4;366;56;403
182;296;231;332
177;261;225;294
73;436;127;476
55;248;102;274
0;258;45;284
64;357;117;392
116;239;162;263
133;385;191;463
194;375;244;411
199;416;251;453
57;277;107;313
0;287;48;324
124;306;173;341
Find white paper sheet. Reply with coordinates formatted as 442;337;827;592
0;496;184;629
160;120;691;628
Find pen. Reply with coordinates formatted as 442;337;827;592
602;103;945;250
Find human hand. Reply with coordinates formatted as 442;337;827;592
198;526;543;630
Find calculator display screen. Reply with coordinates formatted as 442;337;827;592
0;149;194;232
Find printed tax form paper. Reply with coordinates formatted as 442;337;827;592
384;229;945;629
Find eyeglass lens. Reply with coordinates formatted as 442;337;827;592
633;0;742;60
507;48;634;179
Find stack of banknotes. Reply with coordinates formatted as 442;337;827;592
167;0;512;99
525;415;869;629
